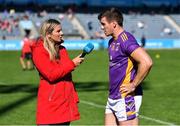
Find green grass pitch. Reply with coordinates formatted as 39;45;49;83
0;49;180;125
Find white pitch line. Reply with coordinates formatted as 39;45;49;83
80;100;177;126
139;115;176;126
0;81;177;126
81;100;105;108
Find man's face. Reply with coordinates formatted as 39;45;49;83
99;17;114;36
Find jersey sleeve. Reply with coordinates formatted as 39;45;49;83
123;37;140;55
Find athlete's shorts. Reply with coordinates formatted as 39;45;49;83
105;96;142;121
21;52;32;60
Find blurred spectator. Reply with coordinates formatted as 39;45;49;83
87;21;93;31
2;35;6;40
58;14;64;21
160;25;172;36
137;21;145;29
1;19;12;36
163;27;172;35
19;29;34;70
3;9;8;19
66;7;74;19
40;10;48;17
9;9;15;16
37;10;48;17
94;31;107;49
94;31;106;39
23;14;29;20
141;35;146;47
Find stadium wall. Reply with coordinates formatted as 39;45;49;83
1;0;179;7
0;39;180;50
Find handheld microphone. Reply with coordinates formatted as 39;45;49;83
80;43;94;58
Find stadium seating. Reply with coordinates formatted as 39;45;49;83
0;13;21;39
124;14;180;39
76;13;180;39
29;13;81;39
76;13;101;39
0;12;179;40
170;14;180;25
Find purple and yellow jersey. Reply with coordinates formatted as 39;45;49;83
108;31;142;99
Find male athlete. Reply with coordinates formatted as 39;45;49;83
98;8;153;125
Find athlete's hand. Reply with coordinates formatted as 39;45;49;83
120;83;136;95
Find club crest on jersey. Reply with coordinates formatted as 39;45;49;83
115;43;120;51
111;43;116;51
110;42;120;51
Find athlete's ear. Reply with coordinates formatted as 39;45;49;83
113;21;117;28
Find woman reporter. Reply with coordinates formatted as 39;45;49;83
31;19;84;125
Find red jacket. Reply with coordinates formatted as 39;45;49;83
32;38;80;124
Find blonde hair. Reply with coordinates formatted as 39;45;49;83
40;19;61;60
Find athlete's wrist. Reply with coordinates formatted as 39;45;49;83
131;82;137;89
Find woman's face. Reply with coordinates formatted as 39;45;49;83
49;24;64;43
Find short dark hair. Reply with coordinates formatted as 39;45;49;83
98;8;123;27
